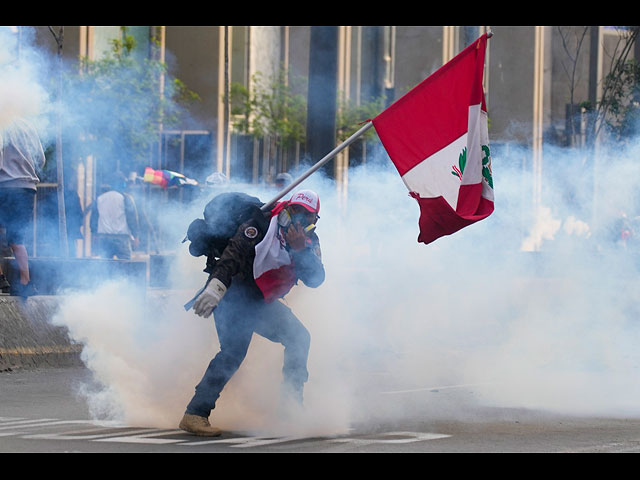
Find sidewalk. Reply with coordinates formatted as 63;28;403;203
0;295;83;371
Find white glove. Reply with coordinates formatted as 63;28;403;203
193;278;227;318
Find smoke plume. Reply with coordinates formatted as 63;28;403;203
4;27;640;438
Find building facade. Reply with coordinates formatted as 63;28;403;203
15;25;638;256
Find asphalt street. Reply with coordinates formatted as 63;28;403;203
2;366;640;453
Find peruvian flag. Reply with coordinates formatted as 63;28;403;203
253;203;298;303
372;33;494;245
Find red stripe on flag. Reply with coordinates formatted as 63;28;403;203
372;34;488;177
411;185;494;244
255;264;297;303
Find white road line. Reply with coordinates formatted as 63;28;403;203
330;431;451;444
5;417;453;448
380;382;493;395
0;418;58;429
22;427;161;441
180;435;272;447
0;419;104;437
0;431;28;437
230;436;310;448
94;429;185;444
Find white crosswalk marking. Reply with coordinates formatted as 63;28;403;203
94;429;185;444
180;435;309;448
330;431;451;445
0;417;450;448
23;427;161;441
0;418;58;429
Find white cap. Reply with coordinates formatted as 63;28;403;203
275;172;293;185
289;189;320;214
206;172;228;186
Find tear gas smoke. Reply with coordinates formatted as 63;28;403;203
0;27;51;135
5;27;640;437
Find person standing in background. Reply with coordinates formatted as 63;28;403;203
90;172;140;260
0;119;46;298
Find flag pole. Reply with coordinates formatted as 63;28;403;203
260;121;374;211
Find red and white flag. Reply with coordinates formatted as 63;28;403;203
372;33;494;245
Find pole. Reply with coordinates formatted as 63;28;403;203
48;26;69;257
260;121;373;211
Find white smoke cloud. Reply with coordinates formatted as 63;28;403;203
51;141;640;434
0;27;51;134
7;26;640;437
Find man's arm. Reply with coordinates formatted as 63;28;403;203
208;220;264;288
289;229;325;288
123;193;140;239
191;220;264;317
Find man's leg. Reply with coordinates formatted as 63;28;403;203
9;244;30;285
255;300;311;405
180;289;256;435
4;189;36;297
112;236;132;260
184;330;253;418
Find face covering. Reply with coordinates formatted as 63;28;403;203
277;209;313;228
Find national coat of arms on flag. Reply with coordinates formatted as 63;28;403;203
372;33;494;245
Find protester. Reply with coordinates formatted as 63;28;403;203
274;172;293;190
179;189;325;436
126;174;159;255
90;173;140;260
64;187;84;257
0;119;46;298
205;171;229;188
0;268;8;294
0;229;10;294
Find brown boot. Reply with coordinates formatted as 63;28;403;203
179;413;222;437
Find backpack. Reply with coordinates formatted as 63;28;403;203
185;192;267;272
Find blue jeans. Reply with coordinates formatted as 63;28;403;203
96;234;132;260
185;285;311;418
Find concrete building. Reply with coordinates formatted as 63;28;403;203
9;25;638;257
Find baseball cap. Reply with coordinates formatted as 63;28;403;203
275;172;293;185
205;171;228;186
289;189;320;214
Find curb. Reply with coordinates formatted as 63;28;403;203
0;295;83;371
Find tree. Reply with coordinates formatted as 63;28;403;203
557;26;590;147
62;27;199;179
336;95;385;142
229;68;307;148
230;68;384;146
582;26;640;148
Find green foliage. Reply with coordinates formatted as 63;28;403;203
229;68;307;147
230;67;385;147
63;27;199;173
336;95;385;142
581;26;640;148
602;58;640;143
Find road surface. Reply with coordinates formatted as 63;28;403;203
2;366;640;453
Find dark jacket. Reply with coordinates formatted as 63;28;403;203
209;214;325;301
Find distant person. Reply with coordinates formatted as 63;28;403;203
205;171;229;188
90;173;140;260
0;228;10;294
0;267;8;294
65;187;84;257
274;172;293;191
197;170;230;206
0;119;46;298
126;174;159;255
